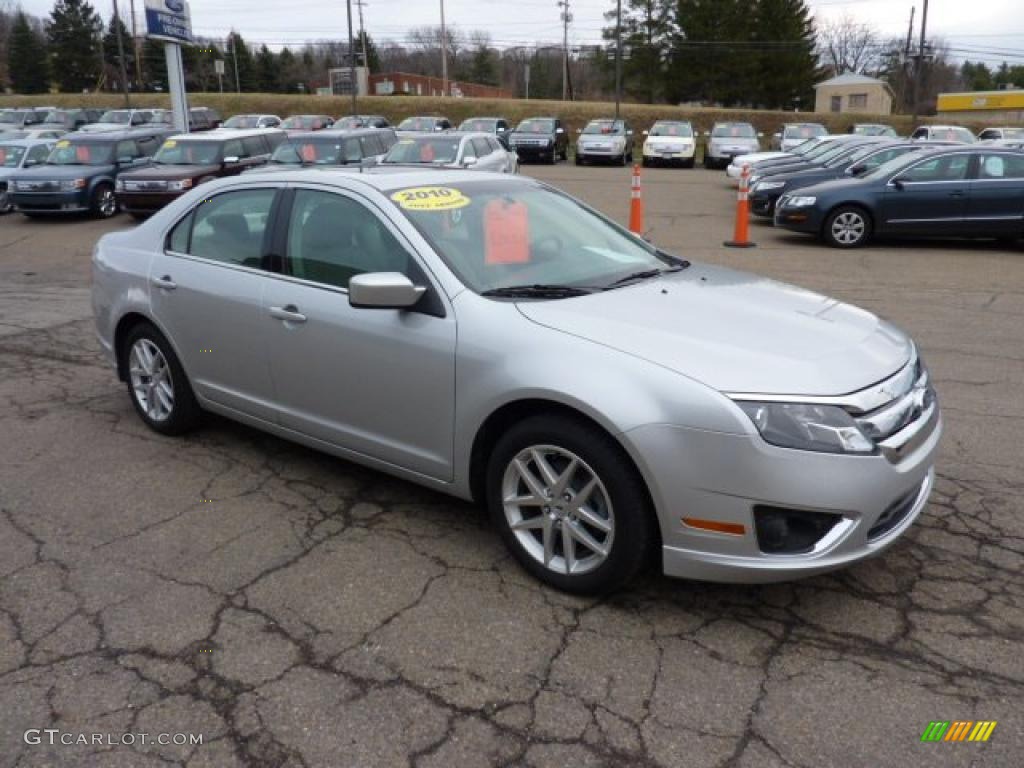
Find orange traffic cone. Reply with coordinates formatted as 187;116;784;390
724;164;757;248
629;163;644;235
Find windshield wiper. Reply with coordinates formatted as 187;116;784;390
481;284;594;299
604;263;686;289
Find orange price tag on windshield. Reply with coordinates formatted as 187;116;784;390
484;198;530;265
301;144;316;162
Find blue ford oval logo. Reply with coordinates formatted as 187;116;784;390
164;0;185;12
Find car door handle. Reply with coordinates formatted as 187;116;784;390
151;275;177;290
948;190;965;198
269;305;307;324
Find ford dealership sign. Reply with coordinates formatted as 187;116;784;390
145;0;192;44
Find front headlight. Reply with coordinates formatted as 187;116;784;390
756;181;786;191
737;401;874;454
60;179;87;190
748;174;760;185
787;196;817;207
167;179;193;191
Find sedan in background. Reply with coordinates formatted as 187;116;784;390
641;120;696;168
977;126;1024;141
704;122;762;169
381;132;516;173
775;146;1024;247
38;108;103;132
726;135;841;182
258;127;397;171
92;169;940;592
575;119;634;166
457;117;512;148
222;114;282;129
281;115;335;133
851;123;899;137
396;115;452;133
910;125;975;143
506;117;568;164
0;138;57;213
79;109;155;133
0;108;49;132
334;115;391;129
771;123;828;152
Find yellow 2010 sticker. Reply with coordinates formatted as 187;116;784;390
56;140;70;148
164;140;177;148
391;186;470;211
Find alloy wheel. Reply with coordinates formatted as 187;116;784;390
831;211;866;245
501;445;615;576
129;338;174;422
0;190;11;214
98;187;117;217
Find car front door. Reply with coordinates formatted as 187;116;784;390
879;153;971;234
261;185;457;480
965;151;1024;235
149;187;280;422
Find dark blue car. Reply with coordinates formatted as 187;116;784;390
774;146;1024;248
9;127;171;219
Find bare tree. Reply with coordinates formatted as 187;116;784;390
817;14;884;77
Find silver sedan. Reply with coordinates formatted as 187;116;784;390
92;169;941;593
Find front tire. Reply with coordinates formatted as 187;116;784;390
91;183;118;219
0;188;13;214
823;205;872;248
486;414;654;594
123;323;201;436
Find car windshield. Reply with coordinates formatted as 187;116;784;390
154;139;222;165
515;119;555;133
862;150;930;180
854;125;894;136
47;141;115;165
1000;127;1024;139
713;124;756;138
649;122;693;137
42;110;71;124
98;110;133;124
386;179;679;295
0;111;26;125
784;124;826;139
0;145;27;167
283;116;325;130
223;115;261;129
398;117;439;131
931;127;975;143
842;143;896;165
383;137;461;164
335;116;367;129
813;142;862;164
802;139;849;160
271;138;350;165
790;138;825;155
459;119;497;132
823;143;880;168
583;120;625;135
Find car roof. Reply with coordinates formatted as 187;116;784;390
165;127;282;142
291;127;393;139
239;166;523;190
713;121;755;126
284;114;333;119
0;137;53;148
398;131;489;139
63;127;170;141
515;116;559;122
460;116;505;121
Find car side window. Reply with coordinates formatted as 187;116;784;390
911;129;927;140
26;145;51;164
224;139;244;159
286;189;410;289
116;140;140;160
979;153;1024;179
472;138;491;157
342;138;362;163
380;130;397;149
187;189;276;268
168;211;193;253
462;140;476;161
901;154;970;183
978;130;996;140
487;136;501;153
242;136;266;157
360;134;383;156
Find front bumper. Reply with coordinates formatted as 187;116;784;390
643;144;695;161
625;407;941;583
510;143;554;158
117;190;184;214
774;202;825;234
749;190;782;217
12;190;90;213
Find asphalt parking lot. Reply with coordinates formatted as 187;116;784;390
1;164;1022;768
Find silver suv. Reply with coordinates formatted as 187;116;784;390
704;122;762;169
92;169;941;593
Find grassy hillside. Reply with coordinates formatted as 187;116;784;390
0;92;987;134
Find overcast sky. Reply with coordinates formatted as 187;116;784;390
16;0;1024;67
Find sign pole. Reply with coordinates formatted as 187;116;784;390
144;0;193;132
165;43;189;132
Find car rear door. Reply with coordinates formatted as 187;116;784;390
260;184;457;480
879;152;971;234
964;151;1024;235
149;186;280;421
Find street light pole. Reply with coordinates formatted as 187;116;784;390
558;0;571;101
911;0;929;125
347;0;357;114
614;0;622;120
112;0;132;107
440;0;448;97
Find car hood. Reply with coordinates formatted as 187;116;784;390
785;175;874;198
645;136;694;145
11;164;111;180
119;163;219;180
711;137;758;146
516;264;911;396
508;133;554;142
764;166;840;185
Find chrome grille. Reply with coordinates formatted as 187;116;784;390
852;356;937;462
123;180;167;192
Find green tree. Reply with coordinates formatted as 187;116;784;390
668;0;758;106
960;61;993;91
46;0;102;92
255;44;278;92
102;15;134;92
278;47;298;92
225;31;256;91
9;11;51;94
752;0;818;109
361;33;380;72
603;0;674;104
141;36;166;91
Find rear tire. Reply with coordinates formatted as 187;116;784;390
122;322;201;436
823;206;872;248
0;189;13;214
91;183;118;219
486;414;654;594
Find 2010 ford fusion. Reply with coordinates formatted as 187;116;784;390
92;169;941;593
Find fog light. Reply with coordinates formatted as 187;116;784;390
753;506;842;554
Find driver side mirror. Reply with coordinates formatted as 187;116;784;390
891;177;906;189
848;163;867;176
462;156;477;167
349;272;426;309
556;127;565;134
223;155;240;165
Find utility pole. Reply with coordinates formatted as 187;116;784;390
112;0;132;107
440;0;448;97
129;0;141;90
356;0;369;72
911;0;929;125
902;5;915;112
558;0;571;101
229;33;240;93
347;0;357;114
614;0;622;119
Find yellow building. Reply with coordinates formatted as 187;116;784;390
937;90;1024;122
814;73;894;115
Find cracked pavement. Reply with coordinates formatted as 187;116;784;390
1;167;1022;767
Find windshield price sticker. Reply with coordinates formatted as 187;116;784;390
391;186;470;211
56;140;70;148
164;140;177;148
